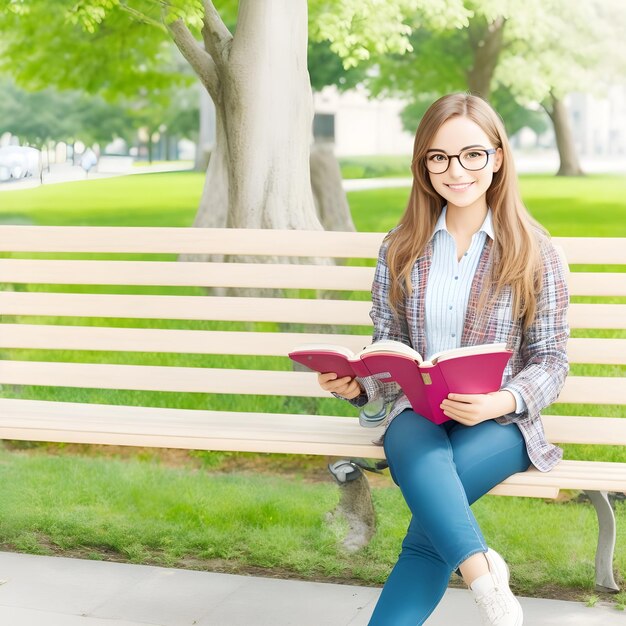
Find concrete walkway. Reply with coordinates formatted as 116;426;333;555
2;153;625;194
0;161;193;193
0;552;622;625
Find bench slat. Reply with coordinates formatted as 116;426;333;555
488;485;560;498
0;292;373;326
1;361;624;408
2;292;625;329
0;325;372;356
557;376;626;405
2;228;625;265
566;338;626;365
0;260;377;292
0;398;385;458
0;360;323;395
568;272;626;296
0;226;386;258
494;461;626;492
2;325;624;365
0;399;624;495
567;303;626;329
542;415;626;445
556;237;626;265
3;259;624;297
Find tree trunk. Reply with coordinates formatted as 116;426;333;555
467;16;506;99
544;95;584;176
172;0;321;233
222;0;321;230
164;133;171;161
195;85;215;172
310;140;356;232
178;111;229;263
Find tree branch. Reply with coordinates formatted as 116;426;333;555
119;2;166;30
167;19;220;99
201;0;233;65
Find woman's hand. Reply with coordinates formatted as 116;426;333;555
440;390;516;426
317;372;364;400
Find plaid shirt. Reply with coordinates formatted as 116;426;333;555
350;229;570;473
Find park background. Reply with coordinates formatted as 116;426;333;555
0;0;625;612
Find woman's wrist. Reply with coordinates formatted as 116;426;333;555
497;389;517;416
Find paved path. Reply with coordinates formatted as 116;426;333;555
0;552;622;625
0;162;193;193
2;153;625;194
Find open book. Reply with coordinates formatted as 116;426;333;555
288;340;513;424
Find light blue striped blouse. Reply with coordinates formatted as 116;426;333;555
424;205;525;414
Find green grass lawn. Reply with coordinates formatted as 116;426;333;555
1;170;625;236
339;155;411;179
0;447;624;606
347;175;626;235
0;169;625;607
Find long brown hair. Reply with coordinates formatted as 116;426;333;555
386;92;546;331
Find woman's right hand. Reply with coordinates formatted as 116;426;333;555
317;372;364;400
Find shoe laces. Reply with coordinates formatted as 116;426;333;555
475;587;511;624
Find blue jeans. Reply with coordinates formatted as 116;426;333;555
368;409;531;626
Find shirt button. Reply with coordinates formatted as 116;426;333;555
454;276;458;280
449;305;453;310
464;252;468;256
451;333;456;337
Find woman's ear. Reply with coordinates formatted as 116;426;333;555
493;147;503;172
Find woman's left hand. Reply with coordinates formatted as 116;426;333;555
440;390;516;426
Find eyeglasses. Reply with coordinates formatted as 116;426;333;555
424;148;497;174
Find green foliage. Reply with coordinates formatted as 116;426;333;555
0;78;136;146
368;1;626;137
309;0;470;69
0;1;188;99
0;0;470;99
308;39;367;93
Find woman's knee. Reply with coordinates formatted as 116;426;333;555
451;422;531;502
384;411;445;454
383;411;448;484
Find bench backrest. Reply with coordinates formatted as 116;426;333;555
1;226;625;448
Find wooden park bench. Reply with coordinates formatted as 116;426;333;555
0;225;624;593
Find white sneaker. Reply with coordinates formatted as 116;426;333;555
470;548;523;626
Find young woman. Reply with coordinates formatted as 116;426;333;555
318;93;569;626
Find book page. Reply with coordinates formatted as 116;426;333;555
429;342;508;365
358;340;423;363
290;344;356;359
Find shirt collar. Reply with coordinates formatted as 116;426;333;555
431;205;494;241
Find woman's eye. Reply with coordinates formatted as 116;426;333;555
430;154;446;162
465;151;482;159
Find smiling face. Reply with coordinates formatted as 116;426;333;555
425;116;503;214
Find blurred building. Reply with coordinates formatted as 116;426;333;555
313;85;414;156
568;85;626;156
313;84;626;158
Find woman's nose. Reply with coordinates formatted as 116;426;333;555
447;155;465;176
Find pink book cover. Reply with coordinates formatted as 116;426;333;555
288;349;371;379
360;350;513;424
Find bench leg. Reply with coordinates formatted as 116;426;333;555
584;490;620;593
327;460;376;553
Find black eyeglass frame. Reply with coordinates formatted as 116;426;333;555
424;148;497;174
